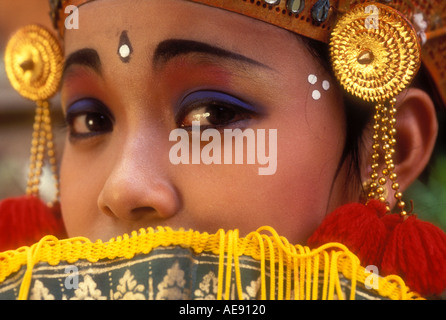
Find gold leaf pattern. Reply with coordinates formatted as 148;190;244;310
330;3;421;102
194;271;218;300
70;275;106;300
4;25;63;101
113;270;145;300
155;261;190;300
29;280;55;300
243;277;261;300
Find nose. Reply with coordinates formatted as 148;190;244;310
97;133;181;223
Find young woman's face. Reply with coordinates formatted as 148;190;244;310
60;0;352;243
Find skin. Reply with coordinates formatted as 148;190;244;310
59;0;437;244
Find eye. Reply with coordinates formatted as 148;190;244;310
176;91;259;129
65;99;114;141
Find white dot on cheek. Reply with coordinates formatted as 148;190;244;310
322;80;330;91
312;90;321;100
119;44;130;58
308;74;317;85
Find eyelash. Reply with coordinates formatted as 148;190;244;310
64;98;114;142
63;91;259;142
175;91;259;130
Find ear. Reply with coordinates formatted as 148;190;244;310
387;88;438;207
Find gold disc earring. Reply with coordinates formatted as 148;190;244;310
0;24;66;251
329;3;421;215
4;24;64;204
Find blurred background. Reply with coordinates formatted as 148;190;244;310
0;0;445;231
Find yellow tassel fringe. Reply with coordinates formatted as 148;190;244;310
0;226;423;300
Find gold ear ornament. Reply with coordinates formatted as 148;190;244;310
4;25;63;204
329;3;421;216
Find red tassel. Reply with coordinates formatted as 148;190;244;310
0;195;66;252
381;214;446;297
307;200;388;267
308;200;446;297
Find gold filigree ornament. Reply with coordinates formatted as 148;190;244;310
4;24;63;102
330;3;422;216
4;25;63;202
330;3;421;103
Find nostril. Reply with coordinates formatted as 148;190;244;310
101;205;157;221
97;176;180;221
102;206;115;218
130;206;157;217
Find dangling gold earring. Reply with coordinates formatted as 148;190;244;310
360;178;389;205
4;24;63;205
0;24;65;251
330;3;421;216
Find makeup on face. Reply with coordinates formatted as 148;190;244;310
308;74;330;101
118;31;133;63
64;98;114;141
174;90;261;128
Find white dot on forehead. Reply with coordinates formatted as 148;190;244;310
117;31;133;63
119;44;130;58
322;80;330;91
308;74;317;84
312;90;321;100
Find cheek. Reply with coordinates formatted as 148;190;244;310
59;145;102;238
266;124;345;242
173;114;345;244
260;96;346;240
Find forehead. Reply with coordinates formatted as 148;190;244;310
63;0;313;70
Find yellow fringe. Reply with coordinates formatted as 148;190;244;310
0;226;423;300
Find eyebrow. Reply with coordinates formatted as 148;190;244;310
152;39;270;70
63;48;102;77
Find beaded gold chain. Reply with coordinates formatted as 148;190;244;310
4;25;63;204
367;99;406;215
26;101;60;202
329;3;421;215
